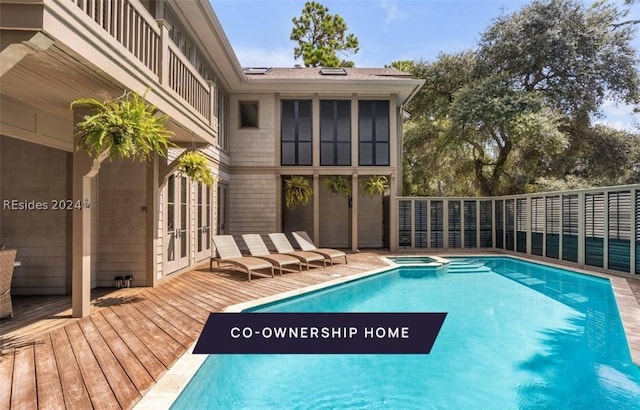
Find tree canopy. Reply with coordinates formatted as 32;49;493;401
290;1;359;67
401;0;640;196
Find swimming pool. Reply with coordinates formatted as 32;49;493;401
172;257;640;409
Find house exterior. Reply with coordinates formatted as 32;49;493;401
0;0;424;316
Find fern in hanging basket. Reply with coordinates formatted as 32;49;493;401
71;90;173;161
324;176;352;198
284;176;313;209
178;151;215;186
361;175;389;197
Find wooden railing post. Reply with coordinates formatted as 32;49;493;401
208;80;216;130
157;19;170;86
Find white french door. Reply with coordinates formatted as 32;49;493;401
195;182;212;261
217;184;229;234
166;174;190;273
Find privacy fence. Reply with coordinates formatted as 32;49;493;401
397;184;639;276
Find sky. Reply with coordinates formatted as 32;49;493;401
211;0;639;130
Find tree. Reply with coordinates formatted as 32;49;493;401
400;0;640;196
290;1;359;67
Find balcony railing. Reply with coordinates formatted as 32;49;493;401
69;0;214;124
397;184;639;276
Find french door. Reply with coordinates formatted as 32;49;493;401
166;174;189;273
217;184;229;234
195;182;212;261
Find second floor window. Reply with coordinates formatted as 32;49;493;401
281;100;312;166
320;100;351;166
359;100;390;166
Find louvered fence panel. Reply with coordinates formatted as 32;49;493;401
545;196;560;259
608;191;631;273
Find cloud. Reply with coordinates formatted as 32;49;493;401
380;0;406;25
594;99;638;132
233;47;298;68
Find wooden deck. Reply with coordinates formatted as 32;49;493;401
2;251;640;410
0;252;388;410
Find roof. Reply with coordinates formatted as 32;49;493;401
243;67;415;81
237;67;424;106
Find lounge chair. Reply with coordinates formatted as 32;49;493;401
268;233;326;270
211;235;274;281
241;234;302;275
0;249;17;319
292;231;348;266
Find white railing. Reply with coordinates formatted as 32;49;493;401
71;0;160;75
396;184;640;276
167;41;211;121
69;0;213;124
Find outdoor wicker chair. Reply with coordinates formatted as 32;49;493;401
0;249;17;319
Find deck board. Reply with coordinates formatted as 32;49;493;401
109;304;180;370
99;309;167;383
0;352;14;409
34;334;65;409
77;318;140;408
11;346;37;410
65;321;120;409
89;313;155;395
49;327;92;409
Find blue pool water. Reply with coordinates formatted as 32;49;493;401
172;257;640;409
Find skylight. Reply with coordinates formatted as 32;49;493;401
243;67;271;75
319;67;347;76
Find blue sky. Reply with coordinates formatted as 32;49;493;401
211;0;639;130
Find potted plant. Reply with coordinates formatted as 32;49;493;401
284;176;313;209
361;175;389;197
70;89;173;161
324;176;351;198
178;151;215;186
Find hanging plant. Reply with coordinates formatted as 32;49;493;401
284;176;313;209
70;89;173;161
178;151;215;186
361;175;389;197
324;176;351;198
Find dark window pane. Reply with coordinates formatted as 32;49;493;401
376;143;389;165
320;101;333;142
337;143;351;165
299;142;312;165
240;101;259;128
298;101;312;142
359;143;373;165
321;142;335;165
359;100;373;142
282;143;296;165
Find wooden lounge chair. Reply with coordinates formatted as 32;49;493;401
211;235;274;281
268;233;326;270
241;234;302;275
292;231;348;266
0;249;17;319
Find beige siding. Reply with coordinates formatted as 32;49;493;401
358;193;384;248
0;136;67;295
96;160;147;287
229;94;276;167
318;178;350;248
228;174;277;243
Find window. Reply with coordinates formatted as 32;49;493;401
217;88;229;150
281;100;312;166
358;100;389;166
320;100;351;166
239;101;259;128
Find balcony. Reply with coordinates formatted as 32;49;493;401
68;0;216;126
1;0;219;147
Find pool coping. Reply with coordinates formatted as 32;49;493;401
134;254;640;409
